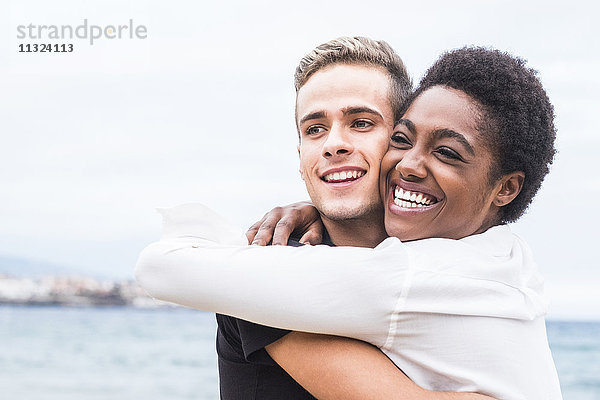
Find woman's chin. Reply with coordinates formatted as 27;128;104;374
384;222;423;242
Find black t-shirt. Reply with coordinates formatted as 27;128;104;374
216;314;316;399
216;237;332;399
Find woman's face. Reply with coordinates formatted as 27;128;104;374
380;86;504;241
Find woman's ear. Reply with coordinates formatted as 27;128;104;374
493;171;525;207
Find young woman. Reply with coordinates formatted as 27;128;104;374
136;47;562;399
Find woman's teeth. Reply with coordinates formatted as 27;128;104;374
393;186;435;208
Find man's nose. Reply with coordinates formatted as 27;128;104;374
395;148;427;180
322;124;354;158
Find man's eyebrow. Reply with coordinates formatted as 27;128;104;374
433;129;475;156
298;111;327;126
396;118;416;134
341;106;383;119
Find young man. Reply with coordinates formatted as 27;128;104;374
214;38;490;399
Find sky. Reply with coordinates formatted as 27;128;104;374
1;0;599;319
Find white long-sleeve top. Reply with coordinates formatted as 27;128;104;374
135;203;562;399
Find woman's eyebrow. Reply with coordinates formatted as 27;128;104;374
396;118;416;134
433;128;475;156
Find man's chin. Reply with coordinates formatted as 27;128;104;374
317;200;380;222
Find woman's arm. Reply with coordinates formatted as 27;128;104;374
241;205;498;399
135;203;409;345
136;238;407;345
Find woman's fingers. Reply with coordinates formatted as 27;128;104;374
298;221;324;245
245;218;264;244
248;207;284;246
246;202;322;246
272;210;302;246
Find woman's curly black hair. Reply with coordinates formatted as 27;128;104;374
405;47;556;223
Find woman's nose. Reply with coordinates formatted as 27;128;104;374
394;149;427;180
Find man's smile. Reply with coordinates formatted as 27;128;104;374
320;167;366;184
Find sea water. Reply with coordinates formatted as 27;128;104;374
0;306;219;400
1;306;598;399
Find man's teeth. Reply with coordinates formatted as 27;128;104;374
324;170;364;182
393;186;434;208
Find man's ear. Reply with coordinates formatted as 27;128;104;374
493;171;525;207
297;145;304;180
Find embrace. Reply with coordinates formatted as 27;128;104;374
136;37;562;399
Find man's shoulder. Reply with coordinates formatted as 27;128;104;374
286;237;304;247
287;231;334;247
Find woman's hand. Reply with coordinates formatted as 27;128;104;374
246;201;324;246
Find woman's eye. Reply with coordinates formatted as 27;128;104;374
435;147;463;161
390;133;411;147
306;126;326;135
352;120;373;129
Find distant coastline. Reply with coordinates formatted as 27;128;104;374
0;274;164;307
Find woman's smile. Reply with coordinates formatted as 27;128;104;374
386;178;443;215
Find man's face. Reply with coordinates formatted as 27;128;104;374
296;64;394;221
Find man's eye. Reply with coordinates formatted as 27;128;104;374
352;120;373;129
435;147;463;161
306;126;326;135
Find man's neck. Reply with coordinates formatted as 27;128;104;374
321;212;387;248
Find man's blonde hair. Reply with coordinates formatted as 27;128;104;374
294;36;412;120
